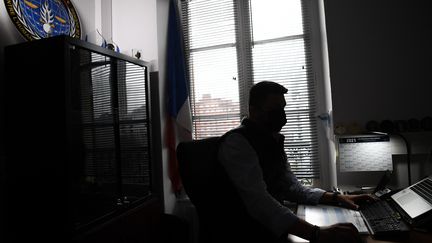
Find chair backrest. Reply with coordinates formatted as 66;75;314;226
177;137;227;206
176;137;278;243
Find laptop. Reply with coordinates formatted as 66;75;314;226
391;176;432;226
359;175;432;238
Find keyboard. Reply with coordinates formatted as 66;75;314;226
360;199;410;238
410;178;432;205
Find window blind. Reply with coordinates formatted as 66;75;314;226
180;0;320;179
181;0;240;139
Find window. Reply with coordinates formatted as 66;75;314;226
180;0;320;179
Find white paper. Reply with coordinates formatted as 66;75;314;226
297;204;369;234
339;140;392;172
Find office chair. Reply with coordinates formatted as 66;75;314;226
176;137;288;243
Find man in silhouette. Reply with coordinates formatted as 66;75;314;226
219;81;372;243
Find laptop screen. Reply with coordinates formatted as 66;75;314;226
391;177;432;220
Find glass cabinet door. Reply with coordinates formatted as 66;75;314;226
71;48;119;228
69;47;151;228
117;61;151;204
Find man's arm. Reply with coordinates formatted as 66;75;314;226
218;133;363;242
319;192;377;209
279;169;326;205
279;161;374;208
218;133;300;237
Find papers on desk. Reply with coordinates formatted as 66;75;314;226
297;204;369;234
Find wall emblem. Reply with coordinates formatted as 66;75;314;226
4;0;81;41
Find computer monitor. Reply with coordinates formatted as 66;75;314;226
336;134;393;188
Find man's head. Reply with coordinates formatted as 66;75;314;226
248;81;288;133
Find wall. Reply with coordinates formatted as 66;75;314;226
324;0;432;131
0;0;158;64
324;0;432;188
112;0;159;66
73;0;101;45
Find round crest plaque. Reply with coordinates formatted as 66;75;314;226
4;0;81;41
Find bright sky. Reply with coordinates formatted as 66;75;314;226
251;0;303;41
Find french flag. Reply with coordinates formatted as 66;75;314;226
166;0;192;194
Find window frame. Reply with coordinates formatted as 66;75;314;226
179;0;333;187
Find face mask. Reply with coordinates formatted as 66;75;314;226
266;108;287;132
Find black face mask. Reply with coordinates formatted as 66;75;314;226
266;108;287;132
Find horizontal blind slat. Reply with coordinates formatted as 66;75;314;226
182;0;320;179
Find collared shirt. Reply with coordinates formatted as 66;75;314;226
218;132;325;237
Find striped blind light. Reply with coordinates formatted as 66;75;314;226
181;0;320;179
181;0;240;139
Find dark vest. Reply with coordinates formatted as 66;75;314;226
223;118;288;202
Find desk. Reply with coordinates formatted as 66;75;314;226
364;231;431;243
290;225;431;243
289;204;432;243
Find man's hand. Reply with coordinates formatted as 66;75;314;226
320;192;377;209
318;223;363;243
337;194;377;210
